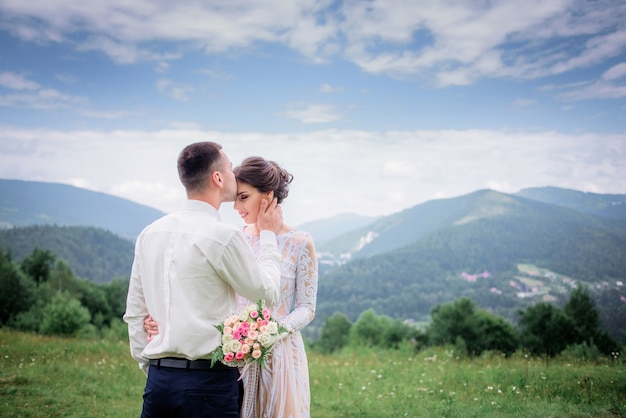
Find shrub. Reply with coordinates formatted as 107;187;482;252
40;292;91;336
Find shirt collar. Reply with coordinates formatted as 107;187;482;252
182;199;222;221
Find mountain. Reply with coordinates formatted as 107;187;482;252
0;225;134;283
315;189;538;263
0;179;165;239
316;188;626;266
1;180;624;341
516;186;626;221
297;213;378;244
311;190;626;341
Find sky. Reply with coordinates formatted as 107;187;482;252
0;0;625;227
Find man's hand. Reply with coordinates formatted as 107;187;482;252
257;197;283;234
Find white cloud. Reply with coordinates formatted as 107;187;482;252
514;98;537;108
154;61;170;74
382;161;416;177
558;80;626;101
55;73;77;84
319;83;344;93
284;103;340;124
0;72;40;90
1;126;624;226
76;109;135;119
0;89;88;109
156;78;193;102
1;0;623;88
603;62;626;80
0;72;90;110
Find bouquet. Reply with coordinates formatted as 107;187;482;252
211;299;288;368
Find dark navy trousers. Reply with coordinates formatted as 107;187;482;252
141;365;242;418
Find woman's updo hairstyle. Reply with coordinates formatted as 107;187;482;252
234;156;293;204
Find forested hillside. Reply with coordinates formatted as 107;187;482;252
0;225;134;283
316;189;626;264
516;186;626;221
0;179;164;239
1;181;624;344
312;191;626;342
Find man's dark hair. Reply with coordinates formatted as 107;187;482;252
177;142;223;193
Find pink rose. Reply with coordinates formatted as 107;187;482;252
248;330;259;340
262;309;270;319
252;350;262;359
235;351;245;360
241;344;250;354
250;310;259;319
224;352;234;362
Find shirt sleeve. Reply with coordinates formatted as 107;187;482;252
219;230;282;307
123;245;150;375
281;234;318;333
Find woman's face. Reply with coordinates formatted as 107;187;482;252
233;181;270;225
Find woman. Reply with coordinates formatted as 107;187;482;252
145;156;318;418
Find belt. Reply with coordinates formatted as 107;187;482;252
149;357;230;371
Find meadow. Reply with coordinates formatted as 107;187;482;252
1;329;624;417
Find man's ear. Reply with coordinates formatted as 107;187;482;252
212;171;223;188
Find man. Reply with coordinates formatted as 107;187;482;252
124;141;283;417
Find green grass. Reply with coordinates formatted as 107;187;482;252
1;329;624;417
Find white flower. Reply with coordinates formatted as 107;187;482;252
257;332;275;347
224;339;242;353
266;321;278;334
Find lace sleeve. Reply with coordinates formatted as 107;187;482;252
283;233;318;333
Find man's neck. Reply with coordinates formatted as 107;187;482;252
187;193;221;211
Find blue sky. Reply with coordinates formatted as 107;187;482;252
1;0;625;226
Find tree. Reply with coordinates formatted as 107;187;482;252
427;297;519;356
518;302;577;356
475;310;519;355
40;292;91;336
428;298;480;354
563;285;619;354
103;278;129;322
350;309;385;347
316;312;352;353
20;247;56;285
563;285;599;342
0;247;36;324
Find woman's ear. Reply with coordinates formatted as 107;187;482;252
266;191;274;201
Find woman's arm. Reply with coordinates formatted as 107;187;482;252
281;233;318;332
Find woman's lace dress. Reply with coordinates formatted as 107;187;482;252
238;228;318;418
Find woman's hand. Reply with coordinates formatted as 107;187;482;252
143;315;160;341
